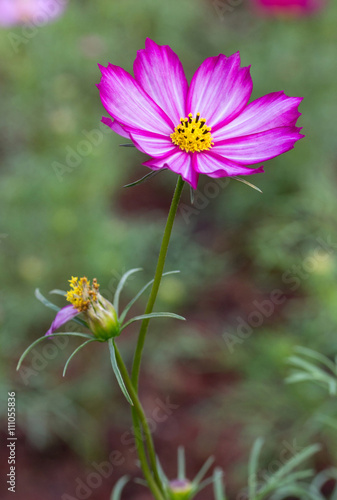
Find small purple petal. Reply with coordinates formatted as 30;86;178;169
134;38;188;125
45;305;79;337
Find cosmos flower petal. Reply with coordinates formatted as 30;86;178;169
194;151;265;177
213;126;304;164
187;52;253;129
97;63;173;135
101;117;131;139
213;92;303;141
143;150;199;189
129;130;177;157
45;305;79;337
134;38;188;125
0;0;67;27
253;0;324;17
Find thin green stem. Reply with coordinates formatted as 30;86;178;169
131;175;185;388
129;174;184;495
114;345;165;500
131;403;163;493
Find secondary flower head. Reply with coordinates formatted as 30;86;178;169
98;39;304;189
168;479;194;500
252;0;325;16
0;0;67;27
46;276;119;341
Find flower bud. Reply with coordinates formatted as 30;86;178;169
87;295;119;341
66;277;120;341
167;479;194;500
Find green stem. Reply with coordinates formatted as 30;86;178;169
131;175;185;388
114;345;165;500
129;175;185;493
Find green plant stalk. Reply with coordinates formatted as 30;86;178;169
114;344;165;500
131;175;185;388
130;175;185;490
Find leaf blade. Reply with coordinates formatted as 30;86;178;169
120;312;185;332
108;340;133;406
63;339;96;377
113;268;142;316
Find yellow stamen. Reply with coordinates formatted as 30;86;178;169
66;276;100;312
170;113;214;153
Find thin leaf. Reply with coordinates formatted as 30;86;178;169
120;312;185;332
133;478;148;487
108;340;133;406
294;346;337;374
113;268;142;316
213;468;226;500
233;177;263;193
49;289;67;297
119;143;136;147
256;444;320;499
111;476;130;500
270;444;320;480
17;332;94;370
119;270;180;324
156;457;169;487
63;339;96;377
35;289;88;328
190;186;195;205
123;169;167;188
288;355;327;374
275;469;315;487
248;438;264;500
193;456;215;485
286;366;337;394
316;414;337;431
197;476;217;494
35;288;61;312
269;484;320;500
285;373;318;384
178;447;186;480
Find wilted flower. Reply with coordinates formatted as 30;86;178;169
0;0;67;27
252;0;325;17
98;39;304;189
46;277;119;341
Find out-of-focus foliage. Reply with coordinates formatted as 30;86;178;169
1;0;337;498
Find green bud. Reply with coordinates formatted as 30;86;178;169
167;480;194;500
87;295;120;341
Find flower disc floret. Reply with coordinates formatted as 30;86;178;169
170;113;214;153
66;276;99;312
64;276;119;340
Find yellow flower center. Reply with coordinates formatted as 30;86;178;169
170;113;214;153
66;276;100;312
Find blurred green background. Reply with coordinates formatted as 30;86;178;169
1;0;337;498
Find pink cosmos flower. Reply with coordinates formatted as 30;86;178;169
0;0;67;27
252;0;325;17
97;39;304;189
